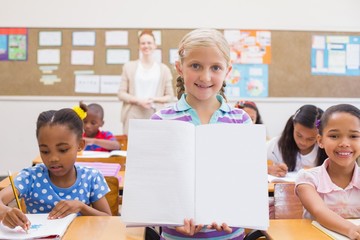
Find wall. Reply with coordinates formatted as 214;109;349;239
1;0;360;32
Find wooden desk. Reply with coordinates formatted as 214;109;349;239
62;216;144;240
265;219;331;240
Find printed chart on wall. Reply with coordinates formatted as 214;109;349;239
223;30;270;99
0;28;27;61
311;35;360;76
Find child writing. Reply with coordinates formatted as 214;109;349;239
296;104;360;239
0;103;111;232
234;100;263;124
267;104;326;177
83;103;120;152
151;28;252;239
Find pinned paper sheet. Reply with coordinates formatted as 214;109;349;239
75;75;100;93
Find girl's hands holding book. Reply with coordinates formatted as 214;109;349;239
175;218;203;236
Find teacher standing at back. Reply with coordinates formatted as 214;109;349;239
118;30;175;134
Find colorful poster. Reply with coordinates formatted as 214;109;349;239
0;28;27;61
225;64;268;99
8;34;27;60
0;35;7;60
311;35;360;76
224;30;271;64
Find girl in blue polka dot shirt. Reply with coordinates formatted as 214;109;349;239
0;102;112;232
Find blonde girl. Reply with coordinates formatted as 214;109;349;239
152;28;252;240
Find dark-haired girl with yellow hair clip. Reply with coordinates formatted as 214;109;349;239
0;102;111;232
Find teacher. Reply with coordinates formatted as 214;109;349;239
118;30;175;134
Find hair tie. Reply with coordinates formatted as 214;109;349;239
315;119;321;129
72;106;87;120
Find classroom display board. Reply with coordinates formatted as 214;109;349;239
0;28;359;97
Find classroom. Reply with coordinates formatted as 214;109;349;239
0;0;360;238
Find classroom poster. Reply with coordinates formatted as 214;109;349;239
311;35;360;76
225;64;268;99
0;35;7;60
223;30;271;64
0;28;27;61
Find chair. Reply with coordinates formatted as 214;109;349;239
273;183;303;219
104;176;120;216
115;134;128;151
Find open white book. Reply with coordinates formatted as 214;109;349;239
0;213;76;239
267;172;298;183
122;119;269;230
312;219;360;240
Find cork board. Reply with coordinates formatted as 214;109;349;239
0;28;359;97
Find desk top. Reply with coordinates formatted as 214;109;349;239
265;219;331;240
62;216;144;240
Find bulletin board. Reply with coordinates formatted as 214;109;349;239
0;28;359;97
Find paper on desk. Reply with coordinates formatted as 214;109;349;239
0;213;76;239
267;172;298;183
312;219;360;240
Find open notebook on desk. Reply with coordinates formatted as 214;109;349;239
312;219;360;240
81;150;127;158
268;172;298;183
0;213;76;239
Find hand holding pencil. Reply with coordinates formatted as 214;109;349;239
2;170;30;233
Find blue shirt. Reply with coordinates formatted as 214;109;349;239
15;164;110;214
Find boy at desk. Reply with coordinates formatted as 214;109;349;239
83;103;120;152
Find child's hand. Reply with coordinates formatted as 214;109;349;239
175;218;203;236
268;162;288;177
48;200;82;219
2;208;30;232
347;224;360;239
207;222;232;233
84;137;95;146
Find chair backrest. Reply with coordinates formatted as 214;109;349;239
104;176;120;216
274;183;303;219
115;135;128;151
77;156;126;171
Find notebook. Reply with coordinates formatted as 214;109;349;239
0;213;76;239
122;119;269;230
312;219;360;240
267;172;298;183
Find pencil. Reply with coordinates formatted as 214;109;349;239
8;170;28;233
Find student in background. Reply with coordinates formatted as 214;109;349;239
83;103;120;152
296;104;360;239
267;104;326;177
234;100;263;124
118;29;175;135
152;28;252;239
0;103;111;231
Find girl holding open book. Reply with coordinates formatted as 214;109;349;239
0;102;111;232
296;104;360;239
151;29;252;239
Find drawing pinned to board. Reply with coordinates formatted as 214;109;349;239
223;30;271;64
225;64;268;99
0;28;28;61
